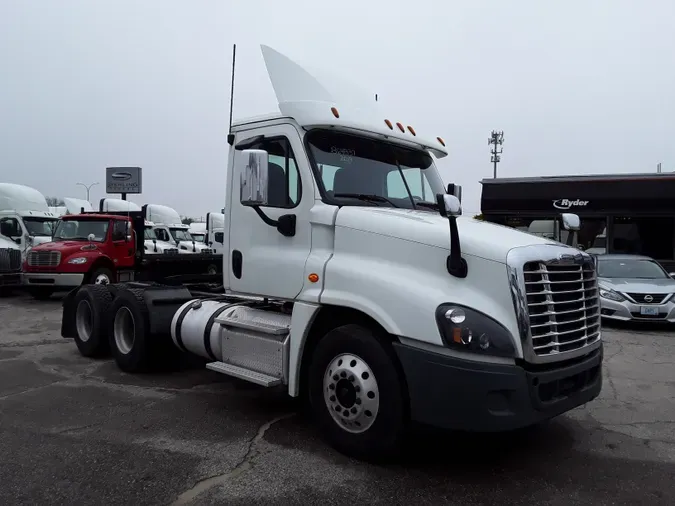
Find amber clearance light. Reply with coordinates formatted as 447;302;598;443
396;122;405;133
437;136;446;147
331;107;340;118
384;119;393;130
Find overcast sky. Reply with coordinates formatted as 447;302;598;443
1;0;673;217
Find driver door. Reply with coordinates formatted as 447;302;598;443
228;124;313;300
111;220;135;267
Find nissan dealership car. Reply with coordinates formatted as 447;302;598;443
597;254;675;322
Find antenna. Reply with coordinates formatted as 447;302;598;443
227;44;237;145
375;93;378;102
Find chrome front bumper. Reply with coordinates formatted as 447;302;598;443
23;272;85;288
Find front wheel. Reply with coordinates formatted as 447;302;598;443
88;267;114;286
307;324;408;461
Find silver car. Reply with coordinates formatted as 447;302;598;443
597;254;675;322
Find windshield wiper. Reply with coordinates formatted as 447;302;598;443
415;202;438;210
333;193;400;208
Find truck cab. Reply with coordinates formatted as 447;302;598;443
204;212;224;254
0;183;59;258
23;213;135;298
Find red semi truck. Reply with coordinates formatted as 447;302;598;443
23;210;222;299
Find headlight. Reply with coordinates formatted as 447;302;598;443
599;287;624;302
435;303;516;358
67;257;88;265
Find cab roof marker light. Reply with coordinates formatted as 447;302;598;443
331;107;340;118
396;122;405;133
437;136;446;147
407;126;416;136
384;119;393;130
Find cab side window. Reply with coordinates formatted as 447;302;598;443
250;138;301;208
214;231;224;244
0;217;22;238
112;221;128;241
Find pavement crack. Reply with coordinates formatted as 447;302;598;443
170;413;295;505
0;380;67;401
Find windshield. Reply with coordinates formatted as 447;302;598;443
191;233;205;242
53;219;109;242
306;129;446;210
597;258;669;279
170;228;194;242
24;217;57;236
144;228;158;240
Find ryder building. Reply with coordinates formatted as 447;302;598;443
480;172;675;271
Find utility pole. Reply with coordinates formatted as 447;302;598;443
488;130;504;178
76;181;98;203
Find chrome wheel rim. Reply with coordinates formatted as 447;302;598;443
75;300;93;342
323;353;379;434
113;307;135;355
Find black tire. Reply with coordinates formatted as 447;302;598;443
72;284;113;357
307;324;408;462
108;288;153;373
107;283;132;297
29;287;55;300
88;266;114;286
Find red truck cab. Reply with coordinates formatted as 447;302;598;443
23;214;136;299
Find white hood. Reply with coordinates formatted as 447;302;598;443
0;234;20;250
144;239;178;254
334;207;557;263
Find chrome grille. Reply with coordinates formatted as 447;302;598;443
523;259;600;356
27;250;61;267
0;248;22;273
626;293;668;304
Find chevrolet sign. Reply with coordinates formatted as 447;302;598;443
106;166;142;194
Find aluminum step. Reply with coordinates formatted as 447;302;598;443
206;361;282;387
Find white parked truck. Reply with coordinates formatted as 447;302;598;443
99;198;179;255
61;45;603;460
145;204;214;254
0;183;59;258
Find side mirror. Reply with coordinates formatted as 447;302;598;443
561;213;580;231
126;234;133;242
87;233;96;242
239;149;269;206
437;194;462;217
436;193;467;279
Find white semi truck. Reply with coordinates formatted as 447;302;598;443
61;45;602;460
145;204;214;254
0;183;59;258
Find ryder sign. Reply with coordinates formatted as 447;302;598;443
106;167;142;194
552;198;589;210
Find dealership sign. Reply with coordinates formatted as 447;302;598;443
106;167;142;194
552;198;589;210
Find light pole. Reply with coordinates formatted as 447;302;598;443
76;182;98;203
488;130;504;178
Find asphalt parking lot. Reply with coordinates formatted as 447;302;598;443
1;293;674;505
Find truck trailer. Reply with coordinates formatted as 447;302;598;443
60;45;603;460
